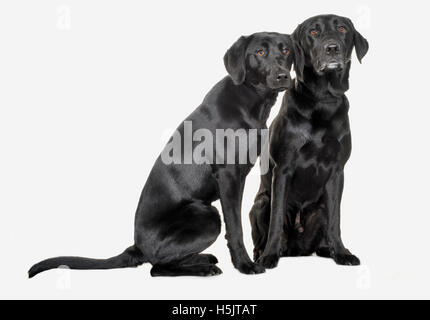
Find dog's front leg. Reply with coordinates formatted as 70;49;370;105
216;167;265;275
325;171;360;266
257;166;291;269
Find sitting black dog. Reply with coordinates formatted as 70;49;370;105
250;15;369;268
29;32;295;277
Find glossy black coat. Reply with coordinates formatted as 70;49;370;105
250;15;369;269
29;32;295;277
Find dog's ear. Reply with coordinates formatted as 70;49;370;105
291;26;305;80
224;35;249;85
348;19;369;63
353;29;369;63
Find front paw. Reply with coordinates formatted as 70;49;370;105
235;261;266;275
256;253;280;269
334;253;360;266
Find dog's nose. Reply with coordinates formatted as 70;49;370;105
276;73;289;81
325;43;340;55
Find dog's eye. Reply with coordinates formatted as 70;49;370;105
310;29;319;36
338;26;347;34
283;48;290;55
256;50;265;56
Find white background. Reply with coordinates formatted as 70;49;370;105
1;0;429;299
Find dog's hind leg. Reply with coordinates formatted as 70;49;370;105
315;242;332;258
150;263;222;277
148;202;222;277
181;253;218;265
299;209;327;256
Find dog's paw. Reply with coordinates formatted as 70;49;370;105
204;265;223;276
236;261;266;275
256;254;280;269
334;253;360;266
198;254;218;265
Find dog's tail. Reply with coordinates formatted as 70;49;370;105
28;245;146;278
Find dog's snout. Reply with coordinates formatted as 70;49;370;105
276;73;290;81
325;43;340;56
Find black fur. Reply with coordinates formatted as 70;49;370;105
29;32;295;278
249;15;369;269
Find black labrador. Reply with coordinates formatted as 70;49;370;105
250;15;369;269
29;32;295;277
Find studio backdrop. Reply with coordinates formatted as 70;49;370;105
0;0;428;299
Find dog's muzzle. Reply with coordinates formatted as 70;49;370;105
268;69;292;90
318;60;345;72
316;41;347;73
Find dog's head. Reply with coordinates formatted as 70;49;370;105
292;14;369;79
224;32;295;91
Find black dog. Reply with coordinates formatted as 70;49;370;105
29;32;295;277
250;15;368;268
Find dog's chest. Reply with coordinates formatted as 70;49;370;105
287;128;338;204
286;117;348;203
290;124;342;165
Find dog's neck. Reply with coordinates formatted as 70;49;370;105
241;82;279;122
295;63;351;102
287;65;351;122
